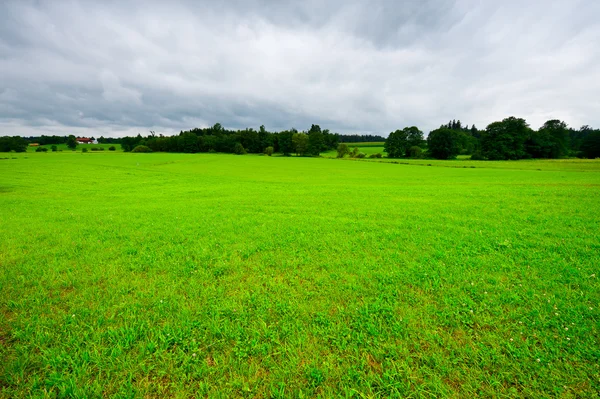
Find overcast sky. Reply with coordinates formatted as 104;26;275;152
1;0;599;138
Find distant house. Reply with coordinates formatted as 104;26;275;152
76;138;96;144
29;143;40;147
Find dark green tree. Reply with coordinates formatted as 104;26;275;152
278;129;295;156
307;124;325;156
581;131;600;158
404;127;425;156
427;127;462;159
537;119;569;158
336;143;349;158
384;129;409;158
482;117;531;160
66;135;78;150
292;132;309;156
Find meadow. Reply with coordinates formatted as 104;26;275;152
1;151;599;398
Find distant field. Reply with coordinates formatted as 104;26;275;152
322;143;386;157
1;152;599;397
339;142;385;147
26;143;121;152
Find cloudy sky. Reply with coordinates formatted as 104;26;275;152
1;0;599;137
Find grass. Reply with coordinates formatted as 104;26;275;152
1;151;599;398
26;143;121;152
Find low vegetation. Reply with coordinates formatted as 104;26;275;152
0;152;598;397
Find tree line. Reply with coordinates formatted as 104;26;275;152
1;117;599;159
384;118;600;160
120;124;340;156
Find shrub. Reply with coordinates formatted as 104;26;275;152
108;146;116;151
91;147;99;151
350;147;360;158
208;149;216;153
369;153;382;158
82;148;88;153
131;145;152;153
408;146;422;158
99;147;105;151
264;146;274;156
35;147;48;152
233;142;246;155
356;152;366;158
470;151;485;160
51;145;58;152
336;143;349;158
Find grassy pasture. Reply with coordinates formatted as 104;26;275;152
26;143;120;152
1;152;599;398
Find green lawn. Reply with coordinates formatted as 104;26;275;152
1;152;599;398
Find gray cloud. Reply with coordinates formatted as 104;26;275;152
1;0;599;137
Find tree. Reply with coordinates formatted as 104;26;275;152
131;145;152;153
384;129;409;158
0;136;27;152
51;145;57;152
408;146;422;158
180;132;199;153
427;127;461;159
482;117;531;160
384;127;424;157
278;130;295;156
292;133;309;156
233;142;246;155
264;146;274;156
307;124;325;156
336;143;349;158
404;127;425;156
66;135;78;150
581;131;600;158
537;119;569;158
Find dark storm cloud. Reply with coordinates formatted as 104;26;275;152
1;0;599;137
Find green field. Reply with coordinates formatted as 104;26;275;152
26;143;121;152
322;145;386;158
1;152;599;398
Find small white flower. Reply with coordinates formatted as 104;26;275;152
555;313;559;316
519;321;523;324
192;353;197;357
510;338;513;341
565;327;568;331
567;337;570;341
536;359;541;362
72;314;75;318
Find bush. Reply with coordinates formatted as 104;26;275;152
51;145;58;152
356;152;366;158
264;146;274;156
233;142;246;155
91;147;99;151
470;151;485;160
131;145;152;153
208;149;216;153
369;153;382;158
408;146;422;158
108;146;116;151
35;147;48;152
336;143;349;158
82;148;88;153
350;147;360;158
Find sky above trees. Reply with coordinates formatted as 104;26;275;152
1;0;599;137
